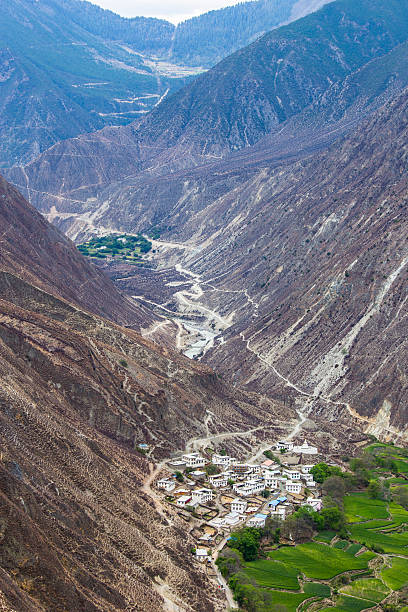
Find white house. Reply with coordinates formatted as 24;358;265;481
285;481;303;494
247;513;268;528
212;454;236;466
302;473;315;483
157;478;176;492
246;479;265;495
195;548;209;562
263;473;280;489
224;512;243;527
293;441;318;455
182;453;207;467
231;498;248;514
283;469;301;480
276;441;293;452
192;488;213;504
302;497;323;511
301;464;315;474
276;505;289;520
208;474;228;488
190;470;206;480
176;495;192;507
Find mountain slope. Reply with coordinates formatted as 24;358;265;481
145;88;408;441
0;0;196;167
8;0;408;240
0;174;302;610
0;0;332;167
0;175;162;334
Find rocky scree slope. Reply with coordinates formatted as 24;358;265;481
0;176;294;610
8;0;408;237
160;89;408;441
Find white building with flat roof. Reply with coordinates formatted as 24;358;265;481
192;488;213;504
212;454;236;466
231;498;248;514
176;495;192;507
208;474;228;488
276;441;293;452
247;513;268;528
285;481;303;494
182;453;207;467
157;478;176;492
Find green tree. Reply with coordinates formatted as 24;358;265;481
205;463;220;475
367;479;381;499
320;507;345;531
175;471;184;483
229;527;261;561
393;486;408;509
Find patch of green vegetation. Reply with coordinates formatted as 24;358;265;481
344;493;389;523
303;582;331;597
320;594;377;611
349;500;408;555
381;556;408;590
257;590;310;611
334;540;349;549
346;544;362;556
77;234;152;263
267;542;375;580
315;530;336;543
340;578;390;603
243;559;300;590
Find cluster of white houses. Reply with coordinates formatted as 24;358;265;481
157;441;322;521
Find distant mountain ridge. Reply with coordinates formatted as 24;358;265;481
8;0;408;241
0;0;330;167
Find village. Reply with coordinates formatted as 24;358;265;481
154;439;334;569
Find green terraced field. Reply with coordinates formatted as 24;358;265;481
344;494;389;523
244;559;300;589
320;594;378;611
349;501;408;554
334;540;349;549
341;577;390;602
303;582;331;597
381;556;408;590
315;530;336;543
267;542;375;580
260;590;310;611
346;544;362;556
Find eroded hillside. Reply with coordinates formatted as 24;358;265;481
0;173;307;610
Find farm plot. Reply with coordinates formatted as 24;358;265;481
244;559;299;589
315;530;336;543
267;542;375;580
344;494;389;523
349;501;408;555
340;577;390;602
381;556;408;590
319;594;378;611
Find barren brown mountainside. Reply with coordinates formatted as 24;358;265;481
137;89;408;442
0;175;163;334
95;89;408;444
0;175;305;610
